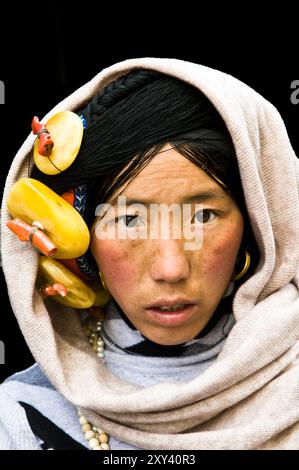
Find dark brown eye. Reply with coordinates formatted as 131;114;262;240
116;215;140;227
193;210;216;224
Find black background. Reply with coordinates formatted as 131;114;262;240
0;5;298;382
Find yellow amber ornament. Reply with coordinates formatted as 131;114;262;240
7;178;90;259
88;279;111;307
33;111;84;175
38;256;96;308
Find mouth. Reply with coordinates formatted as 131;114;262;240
145;300;196;326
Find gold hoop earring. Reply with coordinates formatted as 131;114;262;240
99;270;108;291
232;249;251;281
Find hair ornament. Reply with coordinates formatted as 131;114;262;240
6;108;110;313
32;111;84;175
31;116;54;156
7;177;90;259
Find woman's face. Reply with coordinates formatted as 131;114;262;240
91;144;244;345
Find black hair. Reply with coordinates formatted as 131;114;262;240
30;68;260;285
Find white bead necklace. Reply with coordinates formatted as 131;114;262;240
78;318;110;450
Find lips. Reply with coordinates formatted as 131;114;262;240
145;304;196;326
145;298;195;309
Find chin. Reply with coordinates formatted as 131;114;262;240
143;332;192;346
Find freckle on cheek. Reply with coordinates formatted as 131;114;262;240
205;241;238;277
98;245;134;285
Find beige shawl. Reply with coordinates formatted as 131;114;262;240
1;58;299;450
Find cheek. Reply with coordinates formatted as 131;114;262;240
92;240;137;287
202;224;243;279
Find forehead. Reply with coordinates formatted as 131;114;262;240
113;144;228;202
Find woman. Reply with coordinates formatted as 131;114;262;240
0;58;298;450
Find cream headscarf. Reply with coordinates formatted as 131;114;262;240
1;58;299;450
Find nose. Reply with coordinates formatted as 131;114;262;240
150;238;190;283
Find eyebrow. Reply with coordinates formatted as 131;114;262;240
114;188;227;206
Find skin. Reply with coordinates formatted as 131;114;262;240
90;143;244;346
